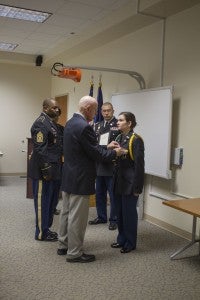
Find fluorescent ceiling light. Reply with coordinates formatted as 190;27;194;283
0;4;51;22
0;42;18;51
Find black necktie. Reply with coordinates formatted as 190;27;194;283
105;121;109;128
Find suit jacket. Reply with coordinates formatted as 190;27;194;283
61;113;116;195
29;112;62;180
113;130;144;195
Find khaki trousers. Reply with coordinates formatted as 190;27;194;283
58;192;89;258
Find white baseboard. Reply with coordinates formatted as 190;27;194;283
143;213;191;240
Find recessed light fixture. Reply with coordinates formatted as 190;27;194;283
0;4;51;23
0;42;18;51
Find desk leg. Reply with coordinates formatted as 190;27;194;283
170;216;199;259
199;228;200;255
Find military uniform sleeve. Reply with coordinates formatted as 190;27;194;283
133;137;145;194
31;122;52;179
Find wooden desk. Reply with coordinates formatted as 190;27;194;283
163;198;200;259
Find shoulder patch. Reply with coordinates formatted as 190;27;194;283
36;131;43;143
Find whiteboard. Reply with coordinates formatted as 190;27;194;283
112;87;172;179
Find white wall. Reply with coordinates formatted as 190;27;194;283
50;4;200;234
144;4;200;233
51;19;162;117
0;64;51;174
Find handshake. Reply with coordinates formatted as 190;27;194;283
107;141;128;157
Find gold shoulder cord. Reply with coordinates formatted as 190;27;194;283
129;133;143;160
128;134;135;161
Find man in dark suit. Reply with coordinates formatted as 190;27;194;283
29;98;63;242
57;95;125;263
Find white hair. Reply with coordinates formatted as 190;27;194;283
78;95;97;112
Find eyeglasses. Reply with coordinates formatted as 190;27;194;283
102;109;112;113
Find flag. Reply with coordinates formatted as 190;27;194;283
89;75;94;97
89;82;94;97
94;81;103;123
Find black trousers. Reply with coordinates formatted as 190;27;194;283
32;179;60;239
115;194;138;249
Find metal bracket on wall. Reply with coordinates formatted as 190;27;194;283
51;63;146;89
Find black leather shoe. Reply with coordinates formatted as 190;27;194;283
109;223;117;230
88;217;107;225
120;247;135;253
54;209;60;215
48;230;58;237
57;248;68;255
66;253;95;263
36;234;58;242
111;242;122;248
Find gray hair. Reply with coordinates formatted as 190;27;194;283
78;95;97;112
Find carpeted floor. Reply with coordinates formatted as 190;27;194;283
0;176;200;300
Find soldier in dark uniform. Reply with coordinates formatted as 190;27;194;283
111;112;144;253
29;98;63;241
52;108;64;216
89;102;120;230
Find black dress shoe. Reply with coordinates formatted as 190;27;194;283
36;234;58;242
111;242;122;248
48;230;58;237
109;223;117;230
66;253;95;263
57;248;68;255
120;247;135;253
88;217;107;225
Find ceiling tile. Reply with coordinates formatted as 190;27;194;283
45;14;86;28
0;0;199;63
0;27;31;38
56;1;102;19
0;0;66;13
70;0;117;8
3;18;39;31
26;33;61;43
34;23;69;35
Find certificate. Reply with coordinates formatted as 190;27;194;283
99;132;109;145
